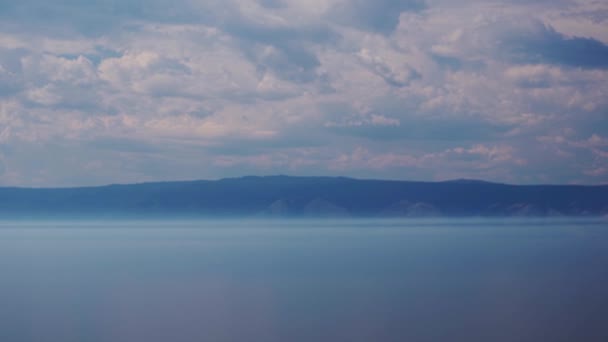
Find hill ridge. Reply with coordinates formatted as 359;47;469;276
0;176;607;217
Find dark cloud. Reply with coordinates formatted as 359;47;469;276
0;48;26;97
222;15;337;83
360;58;420;87
330;0;426;34
244;42;321;83
506;23;608;69
222;13;336;45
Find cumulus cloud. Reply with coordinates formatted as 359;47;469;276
0;0;607;186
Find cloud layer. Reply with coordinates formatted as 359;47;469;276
0;0;607;186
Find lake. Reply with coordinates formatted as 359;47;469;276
1;218;607;341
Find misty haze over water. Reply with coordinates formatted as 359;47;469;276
1;218;607;342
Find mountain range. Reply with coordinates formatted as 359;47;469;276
1;176;607;218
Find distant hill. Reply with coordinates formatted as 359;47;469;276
0;176;607;218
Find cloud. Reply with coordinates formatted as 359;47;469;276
330;0;427;34
0;0;205;37
0;150;5;176
0;0;607;186
325;115;400;128
86;137;163;153
0;48;27;97
98;51;192;96
503;64;565;88
503;21;608;69
357;48;420;87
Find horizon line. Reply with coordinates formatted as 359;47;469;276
1;175;607;190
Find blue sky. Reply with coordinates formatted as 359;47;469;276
0;0;607;186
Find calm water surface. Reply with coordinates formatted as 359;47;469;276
1;218;607;341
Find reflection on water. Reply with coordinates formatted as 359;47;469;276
1;218;607;342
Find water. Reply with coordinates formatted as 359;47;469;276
1;218;607;342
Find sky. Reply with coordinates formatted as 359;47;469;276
0;0;607;187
